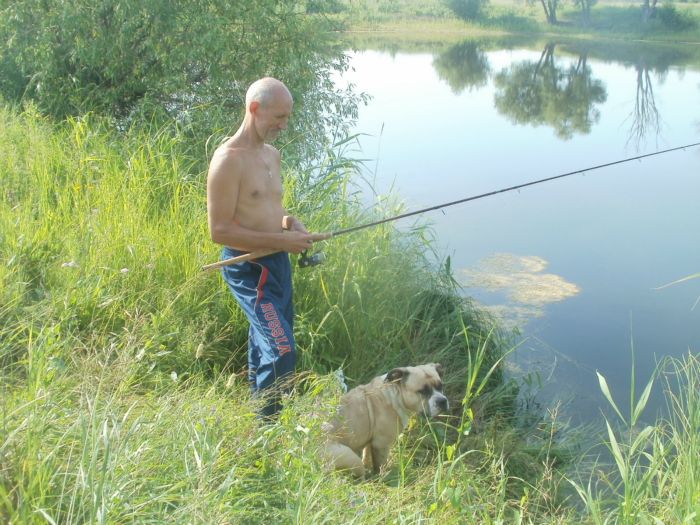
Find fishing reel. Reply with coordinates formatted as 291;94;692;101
298;250;326;268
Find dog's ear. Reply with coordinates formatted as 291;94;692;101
434;363;444;378
386;367;407;383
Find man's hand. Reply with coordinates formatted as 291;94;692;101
282;230;331;254
281;215;330;253
283;215;308;233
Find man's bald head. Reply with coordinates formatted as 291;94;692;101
245;77;293;110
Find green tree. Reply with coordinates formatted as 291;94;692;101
493;44;607;139
528;0;559;24
642;0;659;22
443;0;489;20
0;0;359;160
573;0;597;24
304;0;345;13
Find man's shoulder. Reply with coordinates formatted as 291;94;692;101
209;143;247;177
212;140;247;161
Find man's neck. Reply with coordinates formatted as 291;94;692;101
233;118;265;150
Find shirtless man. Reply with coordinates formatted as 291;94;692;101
207;77;327;418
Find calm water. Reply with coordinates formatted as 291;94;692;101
335;38;700;424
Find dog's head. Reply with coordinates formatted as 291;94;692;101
385;363;449;417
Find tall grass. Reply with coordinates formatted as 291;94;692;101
0;103;513;521
0;102;502;385
0;311;570;523
2;104;699;523
570;353;700;523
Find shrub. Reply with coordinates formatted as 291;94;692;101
657;4;698;30
444;0;489;20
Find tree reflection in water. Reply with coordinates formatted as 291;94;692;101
433;40;491;94
493;43;607;140
625;62;665;151
432;38;698;146
618;43;697;149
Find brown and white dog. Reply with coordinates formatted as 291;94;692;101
323;363;448;477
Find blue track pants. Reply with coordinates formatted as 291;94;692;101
221;247;296;417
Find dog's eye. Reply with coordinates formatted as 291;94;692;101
435;382;443;391
419;385;432;397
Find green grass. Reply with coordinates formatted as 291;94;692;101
334;0;700;44
2;104;699;523
570;353;700;524
0;103;520;521
0;103;504;383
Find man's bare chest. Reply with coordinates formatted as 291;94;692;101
239;169;283;204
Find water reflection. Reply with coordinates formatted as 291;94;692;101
493;44;607;140
573;42;697;149
429;38;700;145
339;36;700;425
627;64;662;149
461;253;581;327
433;40;491;94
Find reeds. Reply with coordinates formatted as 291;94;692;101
570;352;700;524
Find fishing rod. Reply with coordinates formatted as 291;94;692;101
201;141;700;272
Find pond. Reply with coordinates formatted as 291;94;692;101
335;36;700;425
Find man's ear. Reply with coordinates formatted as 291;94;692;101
249;100;260;114
386;368;408;383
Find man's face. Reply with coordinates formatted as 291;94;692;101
255;95;293;142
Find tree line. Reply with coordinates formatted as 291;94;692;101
0;0;362;163
443;0;698;28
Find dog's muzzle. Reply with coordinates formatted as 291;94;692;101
426;393;449;417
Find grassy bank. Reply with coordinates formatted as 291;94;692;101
0;104;520;522
333;0;700;44
2;103;700;523
0;103;506;389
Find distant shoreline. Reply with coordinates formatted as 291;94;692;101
331;4;700;46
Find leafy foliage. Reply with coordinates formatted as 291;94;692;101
657;3;699;30
443;0;489;20
0;0;361;162
572;0;598;23
527;0;559;24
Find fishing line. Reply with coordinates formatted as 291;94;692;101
202;141;700;271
